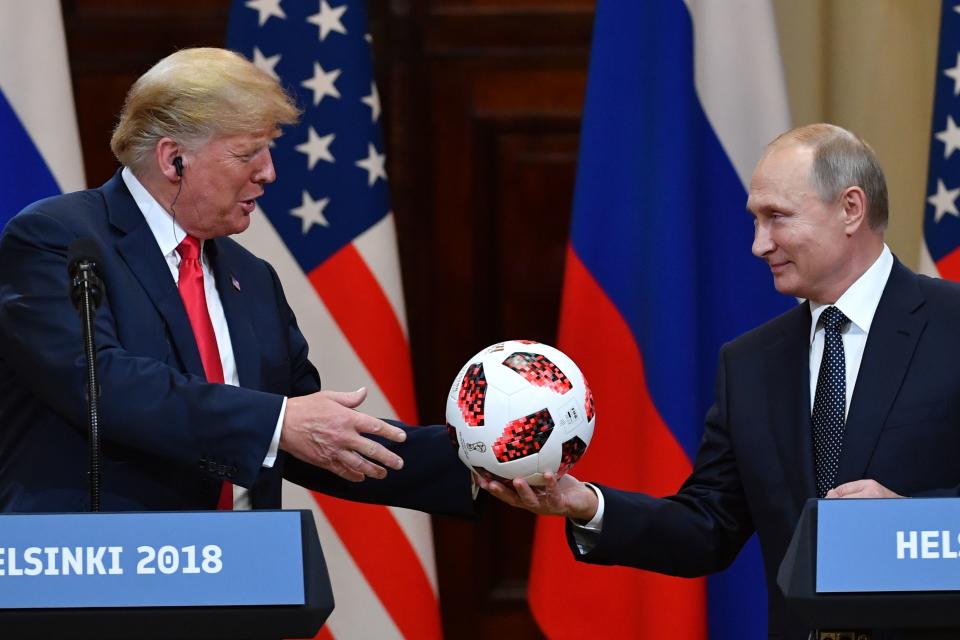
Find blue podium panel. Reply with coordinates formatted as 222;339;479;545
817;498;960;593
0;511;304;608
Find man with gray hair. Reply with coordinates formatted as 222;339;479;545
0;48;472;518
481;123;960;639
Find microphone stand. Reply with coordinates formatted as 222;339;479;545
71;261;103;512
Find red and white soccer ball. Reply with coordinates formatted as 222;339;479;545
445;340;596;486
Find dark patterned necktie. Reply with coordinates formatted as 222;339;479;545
812;306;850;498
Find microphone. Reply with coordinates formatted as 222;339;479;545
66;237;105;512
68;238;104;310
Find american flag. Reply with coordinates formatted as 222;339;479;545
227;2;441;638
923;0;960;278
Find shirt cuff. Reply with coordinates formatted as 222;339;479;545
569;483;604;555
262;397;286;468
573;482;604;531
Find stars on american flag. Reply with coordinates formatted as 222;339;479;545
246;0;285;26
927;5;960;238
920;4;960;277
308;0;348;41
945;52;960;95
929;179;960;222
290;190;331;233
301;63;341;105
240;0;390;238
361;81;381;122
356;143;387;186
296;127;336;169
936;115;960;159
252;47;281;79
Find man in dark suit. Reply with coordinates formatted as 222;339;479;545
480;124;960;639
0;47;472;517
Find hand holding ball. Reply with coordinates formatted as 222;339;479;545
446;340;595;486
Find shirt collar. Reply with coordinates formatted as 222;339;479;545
121;166;194;258
808;244;893;344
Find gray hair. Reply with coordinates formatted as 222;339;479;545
769;123;889;231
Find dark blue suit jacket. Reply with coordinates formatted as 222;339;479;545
0;172;472;517
570;260;960;639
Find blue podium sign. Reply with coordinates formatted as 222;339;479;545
817;498;960;593
0;511;304;608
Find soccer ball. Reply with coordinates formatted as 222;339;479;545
445;340;595;486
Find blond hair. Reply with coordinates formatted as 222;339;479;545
110;47;300;170
768;123;889;231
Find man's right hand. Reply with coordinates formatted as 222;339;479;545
476;471;600;523
280;387;407;482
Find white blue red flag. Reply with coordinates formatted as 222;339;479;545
528;1;792;638
228;2;440;638
0;0;85;224
922;0;960;279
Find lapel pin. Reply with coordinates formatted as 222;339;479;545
231;275;241;292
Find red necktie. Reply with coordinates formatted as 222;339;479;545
176;236;233;510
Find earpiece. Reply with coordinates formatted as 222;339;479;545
171;155;184;228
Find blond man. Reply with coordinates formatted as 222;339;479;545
0;48;472;516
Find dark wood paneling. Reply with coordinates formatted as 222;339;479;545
63;1;594;636
382;2;591;637
61;0;229;184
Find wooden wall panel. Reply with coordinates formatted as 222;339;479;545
62;0;229;183
383;2;592;636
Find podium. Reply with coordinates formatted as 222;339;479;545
778;499;960;633
0;510;334;639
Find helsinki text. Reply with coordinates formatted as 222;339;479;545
0;544;223;576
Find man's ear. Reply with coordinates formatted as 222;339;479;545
156;138;182;183
841;186;868;235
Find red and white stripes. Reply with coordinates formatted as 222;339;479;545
241;208;442;640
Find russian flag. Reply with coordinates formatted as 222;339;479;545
528;1;793;638
0;0;85;223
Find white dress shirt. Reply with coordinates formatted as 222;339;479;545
808;244;893;416
121;167;285;509
571;245;894;552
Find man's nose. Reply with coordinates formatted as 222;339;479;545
752;222;774;258
254;149;277;184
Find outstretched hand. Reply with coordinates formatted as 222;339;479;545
280;387;407;482
475;471;600;522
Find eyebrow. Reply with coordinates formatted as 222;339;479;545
233;140;269;155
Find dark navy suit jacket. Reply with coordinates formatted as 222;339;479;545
569;260;960;639
0;171;472;517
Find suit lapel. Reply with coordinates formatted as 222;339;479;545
836;260;926;485
208;239;261;390
767;302;816;504
103;172;205;378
